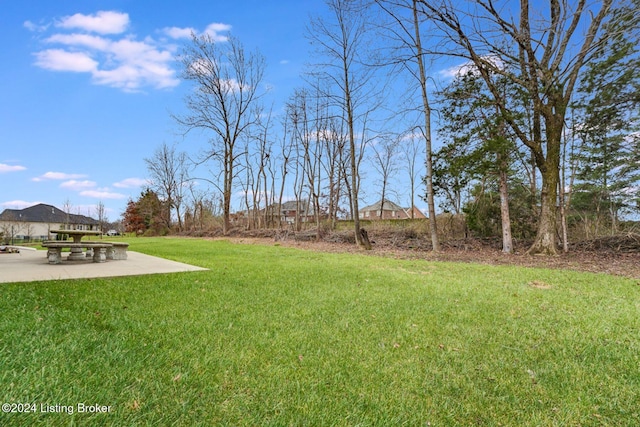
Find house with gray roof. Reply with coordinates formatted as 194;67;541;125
0;203;99;242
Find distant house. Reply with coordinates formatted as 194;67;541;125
358;199;427;220
0;203;100;242
232;200;324;227
278;200;318;224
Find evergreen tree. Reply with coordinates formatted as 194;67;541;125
571;0;640;233
434;71;531;252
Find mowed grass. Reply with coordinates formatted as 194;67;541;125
1;238;639;426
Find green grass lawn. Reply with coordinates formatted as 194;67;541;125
1;238;638;426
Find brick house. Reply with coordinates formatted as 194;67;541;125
358;199;427;220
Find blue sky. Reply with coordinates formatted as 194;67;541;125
1;1;614;224
1;0;331;221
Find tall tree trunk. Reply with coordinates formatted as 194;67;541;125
527;117;562;255
412;0;439;251
528;173;558;255
379;185;387;220
559;182;569;253
560;126;569;253
345;64;364;248
498;157;513;254
223;148;232;235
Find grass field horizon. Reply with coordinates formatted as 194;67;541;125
1;238;638;425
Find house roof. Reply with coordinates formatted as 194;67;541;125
404;206;428;219
359;199;428;218
0;203;99;225
281;200;301;211
278;200;317;215
359;199;405;212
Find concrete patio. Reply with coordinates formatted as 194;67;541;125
0;249;208;283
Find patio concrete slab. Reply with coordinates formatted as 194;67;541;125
0;250;208;284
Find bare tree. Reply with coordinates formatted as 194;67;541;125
309;93;327;237
374;0;441;251
418;0;615;254
399;131;423;218
308;0;377;249
95;201;107;235
240;139;258;229
321;116;349;228
370;135;399;218
63;198;73;229
287;89;311;231
239;104;276;230
144;142;189;231
174;34;265;235
256;107;275;228
276;116;295;229
288;87;328;238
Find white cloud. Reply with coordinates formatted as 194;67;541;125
34;49;98;72
162;22;231;42
163;26;197;39
0;164;27;173
56;11;129;35
31;10;183;91
32;171;88;182
88;37;178;90
203;23;231;42
79;190;127;199
60;180;97;190
24;20;49;32
30;12;233;92
41;34;178;91
113;177;149;188
438;55;504;80
439;61;477;80
30;10;233;92
46;33;111;50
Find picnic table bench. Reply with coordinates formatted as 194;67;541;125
86;241;129;260
110;242;129;260
41;241;129;264
50;230;102;261
43;242;112;264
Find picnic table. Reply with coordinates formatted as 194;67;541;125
50;229;101;242
49;229;103;261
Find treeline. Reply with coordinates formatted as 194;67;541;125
125;0;639;253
